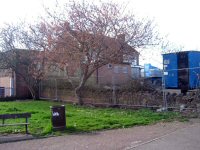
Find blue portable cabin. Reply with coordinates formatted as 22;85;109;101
163;51;200;90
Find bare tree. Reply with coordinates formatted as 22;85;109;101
40;0;161;105
161;39;184;54
0;23;48;99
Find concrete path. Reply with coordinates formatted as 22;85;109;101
132;120;200;150
0;119;199;150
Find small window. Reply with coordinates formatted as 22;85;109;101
164;59;170;65
132;59;137;66
108;64;112;68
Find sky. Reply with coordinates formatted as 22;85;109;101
0;0;200;68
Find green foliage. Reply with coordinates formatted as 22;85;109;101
0;100;182;136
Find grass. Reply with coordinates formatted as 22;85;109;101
0;100;183;136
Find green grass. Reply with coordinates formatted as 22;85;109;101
0;100;182;136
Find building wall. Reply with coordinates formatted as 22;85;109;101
96;63;132;85
0;76;13;97
0;77;11;88
0;71;31;98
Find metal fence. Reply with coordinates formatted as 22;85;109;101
39;77;163;105
0;87;14;98
39;76;200;113
39;78;73;101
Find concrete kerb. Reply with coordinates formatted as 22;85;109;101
0;134;36;144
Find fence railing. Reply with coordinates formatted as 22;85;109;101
0;87;14;97
39;77;200;111
39;77;163;105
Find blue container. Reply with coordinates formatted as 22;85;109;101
163;51;200;89
144;64;162;78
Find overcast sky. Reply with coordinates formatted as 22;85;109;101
0;0;200;68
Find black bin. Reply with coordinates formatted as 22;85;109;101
50;105;66;130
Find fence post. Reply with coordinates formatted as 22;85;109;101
39;81;41;99
162;69;168;111
112;75;117;105
55;79;58;100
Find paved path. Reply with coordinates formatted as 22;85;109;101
132;120;200;150
0;119;199;150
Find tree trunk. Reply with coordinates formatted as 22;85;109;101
27;82;40;100
28;86;36;100
34;85;40;100
75;86;84;105
74;67;96;105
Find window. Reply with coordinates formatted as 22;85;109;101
114;66;119;73
132;59;137;66
122;67;128;74
108;64;112;69
164;59;170;65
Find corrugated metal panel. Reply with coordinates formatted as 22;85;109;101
163;53;178;88
188;51;200;89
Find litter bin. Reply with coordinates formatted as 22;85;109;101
50;105;66;130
